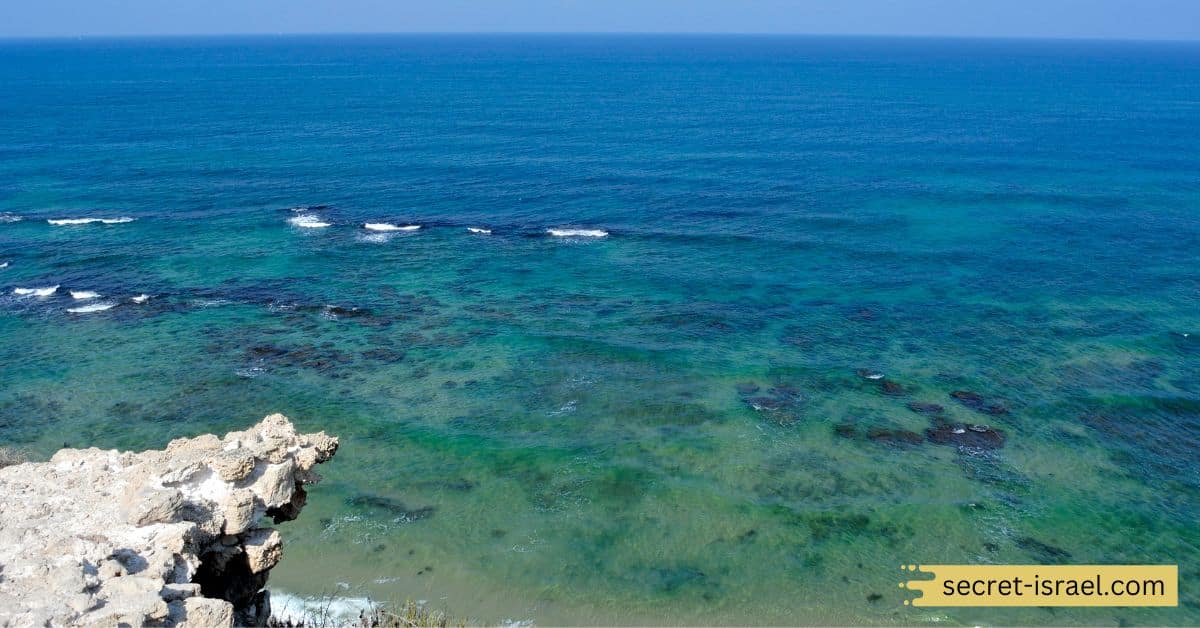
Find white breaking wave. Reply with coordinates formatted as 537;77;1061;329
288;214;331;228
268;591;378;626
363;222;402;232
0;262;8;269
547;228;608;238
364;223;421;232
67;302;115;313
131;294;151;303
13;285;58;297
467;226;492;234
47;217;135;226
70;290;100;300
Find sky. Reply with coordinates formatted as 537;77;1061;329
2;0;1199;40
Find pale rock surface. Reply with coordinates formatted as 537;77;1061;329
0;414;338;627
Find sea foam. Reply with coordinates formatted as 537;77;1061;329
0;213;21;223
131;294;151;303
67;302;116;313
268;591;377;626
14;285;59;297
0;262;8;269
70;290;100;300
364;223;420;232
47;217;135;226
547;228;608;238
467;227;492;234
288;215;331;228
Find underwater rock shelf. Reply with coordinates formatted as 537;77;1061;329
0;414;338;627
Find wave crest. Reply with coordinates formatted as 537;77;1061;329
67;302;116;313
547;228;608;238
13;285;59;297
48;217;135;225
288;215;331;228
364;223;420;232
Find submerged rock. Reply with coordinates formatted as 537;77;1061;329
345;493;436;522
0;414;338;627
833;423;859;439
926;423;1007;449
907;402;945;414
1016;536;1072;563
735;381;761;395
833;423;923;447
740;381;804;424
865;428;924;446
361;347;406;363
854;368;885;380
950;390;1010;415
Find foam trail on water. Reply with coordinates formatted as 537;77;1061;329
67;302;116;313
48;217;134;225
288;215;331;228
131;294;151;303
363;222;406;232
547;228;608;238
70;290;100;300
365;223;425;232
0;213;21;223
268;591;377;626
14;285;59;297
468;227;492;234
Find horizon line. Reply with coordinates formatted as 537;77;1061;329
2;31;1199;44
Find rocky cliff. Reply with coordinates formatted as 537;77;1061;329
0;414;338;627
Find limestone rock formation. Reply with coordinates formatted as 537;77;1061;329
0;414;338;627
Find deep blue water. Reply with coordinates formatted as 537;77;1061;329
1;35;1198;624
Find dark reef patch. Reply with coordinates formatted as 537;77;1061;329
1016;536;1072;563
926;423;1006;450
954;450;1029;492
740;383;804;425
735;382;761;395
1080;394;1200;489
855;368;885;380
361;347;406;363
950;390;1009;416
833;423;923;448
0;395;63;443
345;494;435;521
645;566;710;594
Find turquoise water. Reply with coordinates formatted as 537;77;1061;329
1;35;1198;625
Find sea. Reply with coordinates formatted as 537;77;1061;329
0;34;1197;625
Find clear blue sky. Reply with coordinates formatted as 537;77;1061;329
2;0;1198;40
